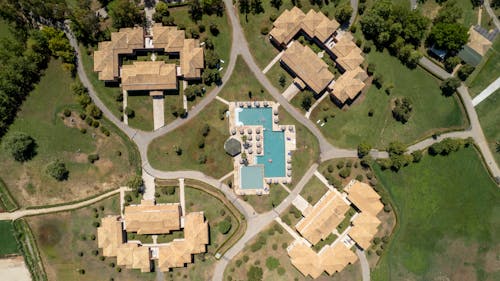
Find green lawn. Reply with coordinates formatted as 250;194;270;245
265;62;291;92
185;187;238;255
0;221;19;257
147;101;232;178
372;148;500;281
244;184;289;214
475;90;500;166
218;56;272;101
237;0;349;69
310;50;466;149
418;0;478;28
27;196;156;281
127;94;153;131
300;176;328;205
0;60;137;207
467;37;500;97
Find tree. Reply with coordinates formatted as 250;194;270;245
270;0;282;9
444;56;461;73
46;160;69;181
127;175;144;192
201;0;224;16
108;0;144;29
70;0;101;45
388;141;406;157
209;22;219;36
2;132;37;162
457;64;474;81
335;4;353;24
250;0;264;14
434;0;462;24
202;69;221;85
217;220;232;234
440;77;461;96
429;22;468;52
392;97;413;123
357;141;372;158
205;49;220;69
189;0;203;21
153;1;169;23
247;266;263;281
301;94;312;111
278;74;286;87
239;0;251;14
86;104;102;119
411;150;423;162
265;257;280;270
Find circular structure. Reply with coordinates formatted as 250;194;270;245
224;138;242;157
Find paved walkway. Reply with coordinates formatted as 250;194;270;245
279;182;292;193
123;90;128;125
142;169;156;200
282;83;300;101
484;0;500;30
472;77;500;106
179;178;185;216
152;95;165;130
0;187;126;220
262;50;285;74
306;92;330;119
356;248;370;281
215;95;230;105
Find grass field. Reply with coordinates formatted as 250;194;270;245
237;0;350;69
372;148;500;281
418;0;478;28
244;184;289;214
0;221;19;257
218;56;272;101
467;37;500;97
147;100;232;178
224;222;361;281
27;196;156;281
299;176;328;205
265;62;290;92
0;60;137;207
310;50;466;149
127;94;153;131
475;90;500;166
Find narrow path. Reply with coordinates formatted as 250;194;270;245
356;248;371;281
484;0;500;30
179;178;186;216
472;77;500;106
0;187;126;221
349;0;359;26
306;92;330;119
262;50;284;74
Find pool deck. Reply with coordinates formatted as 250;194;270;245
228;101;297;195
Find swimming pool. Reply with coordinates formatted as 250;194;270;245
240;165;264;189
237;107;273;130
237;107;286;178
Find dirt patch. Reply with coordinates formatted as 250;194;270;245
36;219;64;247
429;239;479;281
484;244;500;273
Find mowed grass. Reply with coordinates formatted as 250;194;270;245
237;0;346;69
27;196;155;281
244;184;289;214
0;221;19;257
300;176;328;205
147;101;232;178
418;0;478;28
218;56;272;101
467;37;500;97
372;148;500;281
0;60;136;207
127;94;153;131
310;50;466;149
475;90;500;166
265;61;290;92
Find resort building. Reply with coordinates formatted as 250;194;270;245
458;25;498;67
225;101;297;195
270;7;368;105
281;43;335;94
97;200;209;272
93;24;204;90
287;180;384;279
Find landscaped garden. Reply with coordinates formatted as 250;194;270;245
372;147;500;281
475;90;500;166
310;50;466;149
0;60;139;207
299;176;328;205
147;100;232;179
0;221;19;257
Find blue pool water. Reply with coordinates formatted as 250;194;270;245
237;107;273;130
237;107;286;179
240;165;264;189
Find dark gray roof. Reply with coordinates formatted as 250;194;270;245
458;45;482;67
473;25;498;42
224;138;242;157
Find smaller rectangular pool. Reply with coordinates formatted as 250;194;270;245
240;165;264;189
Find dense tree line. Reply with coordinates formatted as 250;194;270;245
360;0;428;67
427;0;468;54
0;0;68;31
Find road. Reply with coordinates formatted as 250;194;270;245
356;248;370;281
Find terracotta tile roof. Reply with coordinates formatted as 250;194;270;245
295;190;350;245
281;42;334;94
124;200;181;234
157;241;192;270
348;212;381;250
331;66;368;103
97;216;123;257
93;27;144;81
181;39;204;79
288;241;358;279
346;180;383;216
152;24;186;53
467;26;493;56
131;245;151;272
121;61;178;91
270;8;339;45
330;35;359;58
335;47;364;71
